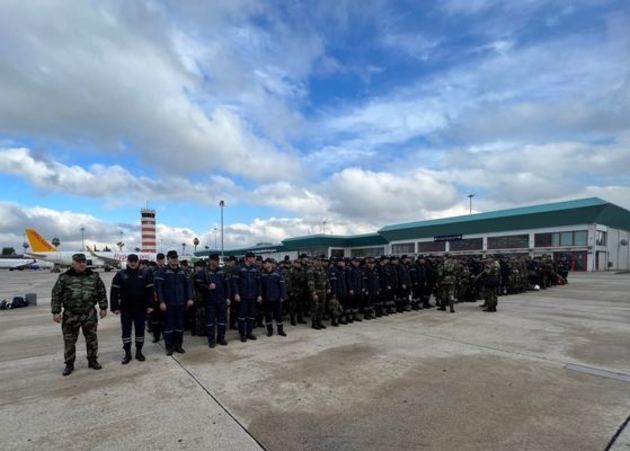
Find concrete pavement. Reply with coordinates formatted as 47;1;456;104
0;270;628;450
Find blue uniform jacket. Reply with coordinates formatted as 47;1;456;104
364;267;380;295
208;267;231;303
261;269;286;302
155;266;193;306
347;266;365;293
329;266;348;298
232;263;262;299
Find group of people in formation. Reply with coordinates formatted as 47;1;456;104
50;249;569;376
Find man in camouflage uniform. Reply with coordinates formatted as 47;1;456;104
51;253;108;376
541;254;555;289
306;256;330;330
437;253;457;313
285;259;308;326
477;255;500;312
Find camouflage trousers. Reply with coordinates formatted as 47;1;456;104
438;284;455;308
62;308;98;365
327;296;343;319
484;284;498;308
311;291;325;322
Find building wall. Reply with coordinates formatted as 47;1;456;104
605;227;630;270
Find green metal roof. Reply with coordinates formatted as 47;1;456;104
194;198;630;256
282;233;387;250
378;197;627;242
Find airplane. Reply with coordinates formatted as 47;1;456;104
0;257;37;271
24;228;105;268
86;246;159;269
86;248;194;268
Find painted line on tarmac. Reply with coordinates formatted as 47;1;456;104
565;363;630;383
166;349;267;451
605;414;630;451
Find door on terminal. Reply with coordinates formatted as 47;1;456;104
554;251;587;271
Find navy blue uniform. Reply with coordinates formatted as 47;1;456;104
261;268;287;334
110;267;154;353
193;268;231;345
154;266;193;351
378;262;396;313
363;265;380;318
232;263;262;338
329;265;348;316
347;265;365;319
396;262;412;311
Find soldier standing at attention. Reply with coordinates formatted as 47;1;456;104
260;258;287;337
110;254;154;364
306;256;330;330
191;260;208;337
206;254;231;347
347;257;365;323
437;253;457;313
478;256;500;312
51;253;108;376
233;252;262;342
154;250;193;355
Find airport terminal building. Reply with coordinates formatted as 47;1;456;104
195;198;630;271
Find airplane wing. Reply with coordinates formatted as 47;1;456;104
8;260;36;270
86;246;120;266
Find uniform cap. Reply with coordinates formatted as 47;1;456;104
245;251;255;258
72;253;86;262
156;253;165;260
166;250;178;259
209;254;220;261
127;254;138;262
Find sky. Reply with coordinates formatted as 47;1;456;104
0;0;629;253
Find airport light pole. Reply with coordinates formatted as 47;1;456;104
81;226;85;251
213;227;218;249
219;200;225;259
467;194;475;215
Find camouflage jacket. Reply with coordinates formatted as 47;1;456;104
306;266;330;297
438;258;457;286
285;267;307;298
51;268;108;314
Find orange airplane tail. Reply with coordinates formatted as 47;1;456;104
25;228;56;252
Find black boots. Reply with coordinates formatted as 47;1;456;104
353;313;362;322
267;326;273;337
290;313;297;326
450;305;455;313
278;326;287;337
122;351;132;365
62;364;74;376
311;319;321;330
152;332;160;343
217;338;228;346
482;307;497;312
331;317;339;327
174;346;186;354
246;333;257;340
135;347;146;361
88;360;102;370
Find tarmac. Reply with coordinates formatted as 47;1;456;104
0;270;629;451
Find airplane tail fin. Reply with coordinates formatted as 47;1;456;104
25;228;56;253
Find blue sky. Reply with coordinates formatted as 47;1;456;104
0;0;629;251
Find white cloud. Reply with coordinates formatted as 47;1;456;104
0;147;240;206
0;0;302;180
